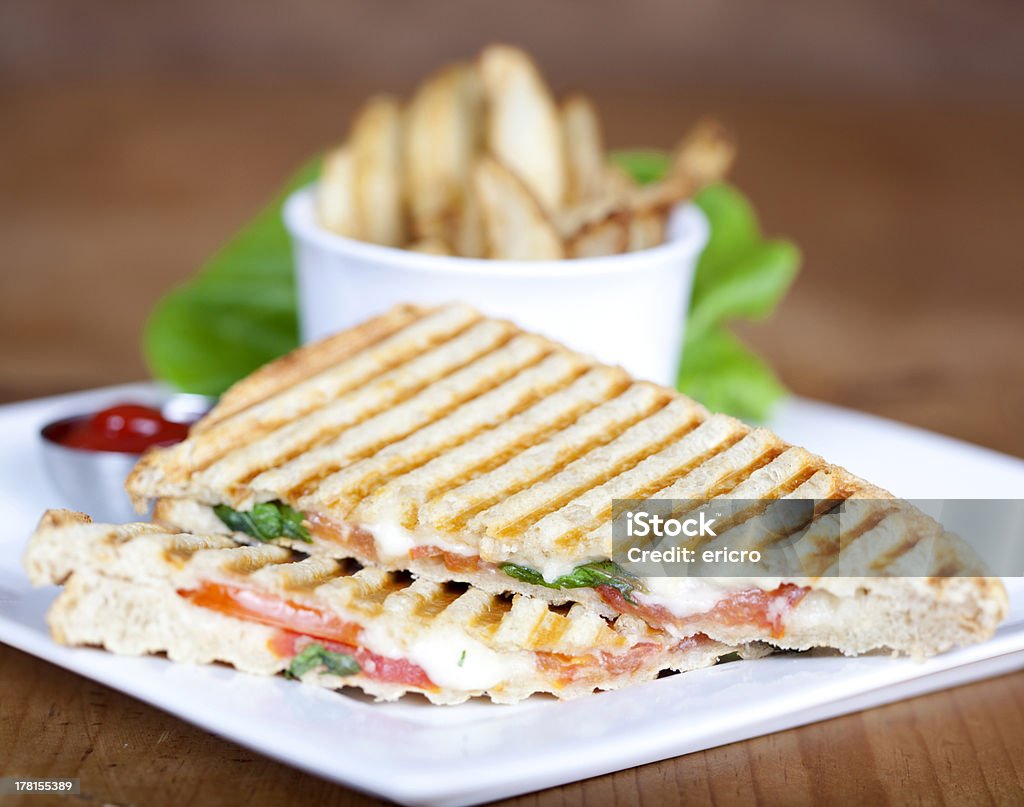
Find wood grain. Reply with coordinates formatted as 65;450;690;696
0;79;1022;805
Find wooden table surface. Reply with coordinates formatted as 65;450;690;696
1;79;1022;806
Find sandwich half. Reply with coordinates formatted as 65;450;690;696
25;510;758;704
127;303;1008;658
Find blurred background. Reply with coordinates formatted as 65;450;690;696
2;0;1022;453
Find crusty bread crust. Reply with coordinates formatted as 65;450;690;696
197;304;428;432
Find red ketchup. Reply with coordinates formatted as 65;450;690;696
50;404;191;454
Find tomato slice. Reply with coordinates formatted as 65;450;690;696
410;545;483;574
179;581;361;646
598;583;809;639
306;512;378;562
536;641;664;686
182;583;436;689
269;631;436;690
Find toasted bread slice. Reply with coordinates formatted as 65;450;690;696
128;304;1007;657
26;510;758;705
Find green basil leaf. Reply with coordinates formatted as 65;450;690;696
213;501;309;544
286;644;327;678
212;504;257;537
499;563;550;587
249;502;284;541
500;561;641;603
279;503;312;543
285;643;360;679
318;649;361;677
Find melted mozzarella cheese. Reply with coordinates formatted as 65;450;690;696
638;577;786;618
359;522;478;563
360;622;532;692
408;628;532;691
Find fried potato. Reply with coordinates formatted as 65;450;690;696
631;117;736;211
317;144;358;237
453;181;487;258
351;95;406;247
567;210;630;258
627;206;670;252
479;44;566;213
672;117;736;188
473;156;565;260
555;163;637;239
561;94;606;205
407;238;453;255
404;63;483;244
317;47;735;260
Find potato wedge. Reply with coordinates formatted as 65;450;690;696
453;180;487;258
555;163;637;239
630;117;736;211
567;209;630;258
317;144;358;237
561;94;605;205
672;116;736;188
627;206;669;251
351;95;406;247
404;63;482;243
407;238;453;255
479;44;566;213
473;156;564;260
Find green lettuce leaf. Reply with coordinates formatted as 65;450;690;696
609;150;670;185
676;327;788;423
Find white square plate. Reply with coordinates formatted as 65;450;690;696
1;384;1022;806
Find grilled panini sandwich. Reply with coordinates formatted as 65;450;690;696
25;510;757;704
128;303;1008;658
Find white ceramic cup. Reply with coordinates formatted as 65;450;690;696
284;186;708;386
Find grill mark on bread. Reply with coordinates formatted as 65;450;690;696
631;429;749;501
473;396;704;540
193;305;428;433
409;581;469;621
489;412;703;542
703;466;834;544
470;596;516;638
549;426;750;551
166;307;483;477
800;501;897;574
318;357;590;513
434;385;672;533
530;608;572;647
277;336;554;502
373;370;634;530
739;479;859;554
397;393;617;531
403;405;601;522
210;323;522;493
253;556;347;592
